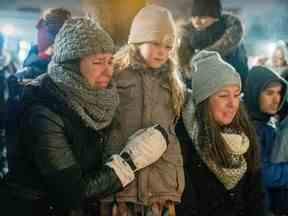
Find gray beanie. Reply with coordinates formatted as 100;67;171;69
191;50;241;105
52;17;114;63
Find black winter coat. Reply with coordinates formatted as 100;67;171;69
178;14;249;90
4;76;122;216
175;119;267;216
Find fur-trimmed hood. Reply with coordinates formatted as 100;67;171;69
178;14;249;90
179;13;243;55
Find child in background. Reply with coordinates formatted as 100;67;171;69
101;4;185;216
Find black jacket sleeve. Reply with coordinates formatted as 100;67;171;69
175;118;198;215
28;107;122;210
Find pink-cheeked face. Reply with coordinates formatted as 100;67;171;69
139;42;172;69
209;84;241;126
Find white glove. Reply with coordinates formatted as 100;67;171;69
105;124;168;187
120;124;168;171
105;154;135;187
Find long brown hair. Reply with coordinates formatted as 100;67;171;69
195;100;260;172
113;43;185;117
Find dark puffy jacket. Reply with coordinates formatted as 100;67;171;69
178;14;248;89
3;75;122;216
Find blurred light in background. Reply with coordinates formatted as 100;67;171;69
1;24;16;36
266;42;277;56
18;40;30;63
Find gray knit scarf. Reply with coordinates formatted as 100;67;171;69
48;60;119;131
183;91;248;190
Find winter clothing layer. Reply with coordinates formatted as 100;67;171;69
4;75;122;215
52;17;114;63
48;61;119;131
178;14;248;89
190;0;222;18
191;50;241;105
128;5;176;46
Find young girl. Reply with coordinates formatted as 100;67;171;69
101;4;185;216
176;50;266;216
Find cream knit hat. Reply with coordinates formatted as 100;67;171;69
128;5;176;47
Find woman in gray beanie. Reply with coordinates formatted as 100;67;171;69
1;17;169;216
175;50;267;215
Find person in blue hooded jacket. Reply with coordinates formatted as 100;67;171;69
244;65;288;215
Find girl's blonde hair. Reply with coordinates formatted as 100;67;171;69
113;43;185;117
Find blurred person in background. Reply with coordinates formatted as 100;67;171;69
270;41;288;79
271;41;288;68
0;32;16;179
4;8;72;175
177;0;248;90
267;41;288;121
16;8;71;81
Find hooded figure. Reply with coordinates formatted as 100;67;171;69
244;66;288;214
244;66;287;122
177;0;248;89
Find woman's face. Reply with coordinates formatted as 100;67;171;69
272;47;286;67
209;84;241;126
80;53;113;89
139;42;172;68
191;16;218;31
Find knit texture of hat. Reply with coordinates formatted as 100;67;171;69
128;5;176;46
191;0;222;18
53;17;114;63
191;50;241;105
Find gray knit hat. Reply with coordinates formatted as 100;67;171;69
52;17;114;63
191;50;241;105
128;5;176;47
